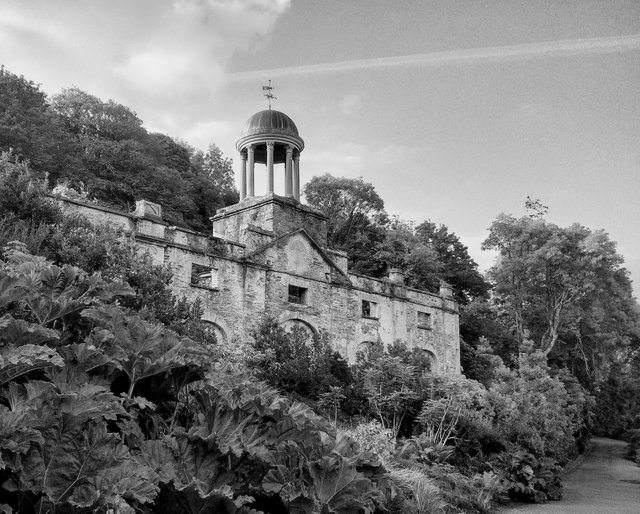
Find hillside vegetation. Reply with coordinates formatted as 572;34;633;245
1;66;639;513
0;66;238;232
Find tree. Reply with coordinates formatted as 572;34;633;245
304;174;386;246
0;67;82;182
482;212;636;358
51;87;147;142
199;143;237;199
414;221;489;303
50;86;238;231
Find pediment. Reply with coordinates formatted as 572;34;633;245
245;229;350;284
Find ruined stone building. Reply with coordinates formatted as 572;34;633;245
59;109;461;375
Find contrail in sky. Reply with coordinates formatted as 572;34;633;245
228;34;640;82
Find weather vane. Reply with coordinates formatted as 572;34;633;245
262;80;277;109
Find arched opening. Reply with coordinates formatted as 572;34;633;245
201;321;227;346
417;349;437;374
355;341;376;360
280;318;316;341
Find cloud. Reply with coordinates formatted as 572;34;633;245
229;34;640;81
0;0;291;133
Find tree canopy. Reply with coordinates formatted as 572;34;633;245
482;212;638;363
304;173;489;303
0;67;238;233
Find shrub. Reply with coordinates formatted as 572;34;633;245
351;340;428;439
416;375;504;470
422;463;507;513
494;447;562;503
0;151;62;225
339;420;395;464
387;466;445;514
247;317;350;402
593;371;640;437
625;429;640;465
488;351;580;462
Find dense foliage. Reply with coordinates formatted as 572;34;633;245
0;66;238;232
303;175;489;304
0;246;407;513
0;161;404;513
2;64;640;512
249;321;595;509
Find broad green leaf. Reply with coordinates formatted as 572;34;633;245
0;342;63;386
0;314;60;346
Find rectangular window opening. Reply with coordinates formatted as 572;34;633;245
362;300;378;318
191;263;219;289
417;311;432;329
288;285;307;305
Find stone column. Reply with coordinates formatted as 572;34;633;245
239;151;247;200
247;145;255;197
266;141;274;194
293;153;300;200
285;146;294;197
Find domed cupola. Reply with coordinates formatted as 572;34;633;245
240;109;303;141
236;108;305;202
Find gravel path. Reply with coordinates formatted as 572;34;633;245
500;437;640;514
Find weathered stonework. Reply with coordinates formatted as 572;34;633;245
54;107;460;374
56;192;461;375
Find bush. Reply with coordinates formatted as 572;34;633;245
593;372;640;437
386;466;445;514
415;375;504;470
247;317;351;402
488;350;581;462
422;464;507;513
339;420;396;464
494;447;562;503
0;157;209;343
0;152;62;225
625;429;640;465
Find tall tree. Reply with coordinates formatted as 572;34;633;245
483;212;638;362
414;221;489;303
304;174;386;247
51;87;147;142
304;174;387;275
0;66;81;182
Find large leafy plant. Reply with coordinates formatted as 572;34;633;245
0;244;399;513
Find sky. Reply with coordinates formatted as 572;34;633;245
1;0;639;293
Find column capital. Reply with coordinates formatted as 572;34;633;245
266;141;275;148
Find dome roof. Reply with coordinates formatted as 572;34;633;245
241;109;300;138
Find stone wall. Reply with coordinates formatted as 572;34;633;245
55;195;461;375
